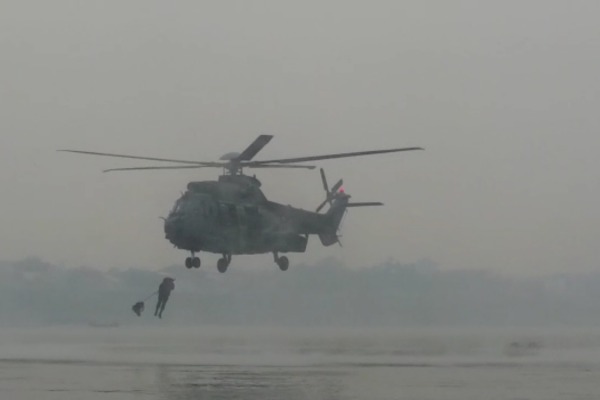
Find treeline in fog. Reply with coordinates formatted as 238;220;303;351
0;257;599;327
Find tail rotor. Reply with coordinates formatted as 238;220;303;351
316;168;344;212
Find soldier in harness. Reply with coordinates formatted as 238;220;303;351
155;277;175;318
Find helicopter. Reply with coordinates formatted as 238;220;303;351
60;135;422;272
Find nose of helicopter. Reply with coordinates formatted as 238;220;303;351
164;214;183;242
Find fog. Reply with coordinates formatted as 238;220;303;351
5;4;600;400
1;1;600;275
1;257;599;328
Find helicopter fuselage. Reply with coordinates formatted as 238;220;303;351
163;175;339;257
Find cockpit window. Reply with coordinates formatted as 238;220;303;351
171;199;182;214
171;193;189;214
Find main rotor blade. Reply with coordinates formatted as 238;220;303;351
58;149;219;166
244;163;315;169
235;134;273;161
320;168;329;193
251;147;424;165
103;165;217;173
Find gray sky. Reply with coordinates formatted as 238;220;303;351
1;1;599;274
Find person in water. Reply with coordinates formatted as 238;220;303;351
155;277;175;318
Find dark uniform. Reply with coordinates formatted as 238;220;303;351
154;277;175;318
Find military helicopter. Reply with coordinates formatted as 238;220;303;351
60;135;422;272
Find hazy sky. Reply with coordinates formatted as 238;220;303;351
1;1;599;274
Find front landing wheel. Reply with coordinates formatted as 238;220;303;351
185;256;201;269
192;257;201;269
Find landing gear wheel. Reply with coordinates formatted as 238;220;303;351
217;258;228;273
185;257;193;269
277;256;289;271
192;257;201;269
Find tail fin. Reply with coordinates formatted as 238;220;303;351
318;193;350;246
315;169;384;246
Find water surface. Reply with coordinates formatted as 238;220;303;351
1;326;599;399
